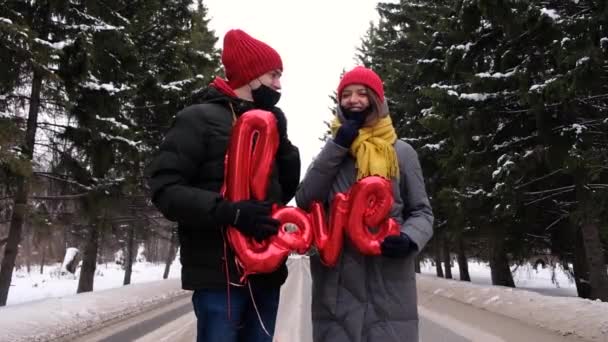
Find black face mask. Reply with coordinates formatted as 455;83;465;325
251;84;281;110
340;105;373;125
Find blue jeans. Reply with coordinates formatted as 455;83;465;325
192;285;280;342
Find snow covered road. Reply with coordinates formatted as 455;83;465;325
2;256;606;341
61;257;596;342
69;295;196;342
68;295;473;342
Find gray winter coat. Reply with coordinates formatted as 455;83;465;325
295;115;434;342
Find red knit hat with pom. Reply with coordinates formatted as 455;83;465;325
337;66;385;102
221;29;283;89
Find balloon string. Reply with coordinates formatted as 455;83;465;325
222;229;232;322
248;281;272;337
231;253;247;284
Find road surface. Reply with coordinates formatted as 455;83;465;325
68;258;586;342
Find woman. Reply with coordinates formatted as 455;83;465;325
296;66;434;342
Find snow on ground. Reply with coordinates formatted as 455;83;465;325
2;256;607;342
0;278;186;342
418;274;608;342
7;259;180;306
420;259;578;297
7;256;579;308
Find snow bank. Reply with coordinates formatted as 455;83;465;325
60;247;79;274
417;275;608;341
420;260;578;297
0;279;186;342
8;262;179;306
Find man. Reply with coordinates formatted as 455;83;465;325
146;29;300;342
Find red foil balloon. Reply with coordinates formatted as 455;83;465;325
229;205;317;279
222;110;315;279
229;238;288;278
223;109;279;202
223;111;400;276
222;110;280;277
272;206;315;254
314;194;349;267
346;176;400;256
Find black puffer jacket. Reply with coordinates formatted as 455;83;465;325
146;86;300;290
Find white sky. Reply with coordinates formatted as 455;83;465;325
203;0;389;177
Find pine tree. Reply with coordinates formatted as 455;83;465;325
358;0;464;273
128;0;219;160
121;0;219;286
361;0;608;297
419;0;608;295
0;1;71;306
55;0;219;293
54;0;138;293
519;0;608;300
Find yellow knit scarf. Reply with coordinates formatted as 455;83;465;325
331;115;399;180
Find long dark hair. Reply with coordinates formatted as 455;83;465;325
365;87;384;125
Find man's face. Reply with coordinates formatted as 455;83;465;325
250;69;282;91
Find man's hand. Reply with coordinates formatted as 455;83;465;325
216;200;280;241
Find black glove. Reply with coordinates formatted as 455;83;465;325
216;200;280;242
333;110;367;148
334;120;363;148
381;233;416;258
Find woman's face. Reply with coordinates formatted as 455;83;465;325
340;84;370;112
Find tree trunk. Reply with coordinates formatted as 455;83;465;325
40;245;46;275
0;181;29;306
456;236;471;282
97;227;104;265
434;237;444;278
24;225;31;274
442;238;452;279
579;222;608;301
163;228;178;279
574;177;608;302
573;227;591;299
0;71;43;306
153;239;159;263
77;222;99;293
123;225;135;285
414;255;421;274
489;232;515;287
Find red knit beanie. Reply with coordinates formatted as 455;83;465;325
337;66;385;102
221;29;283;89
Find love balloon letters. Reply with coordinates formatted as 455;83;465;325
222;110;399;280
